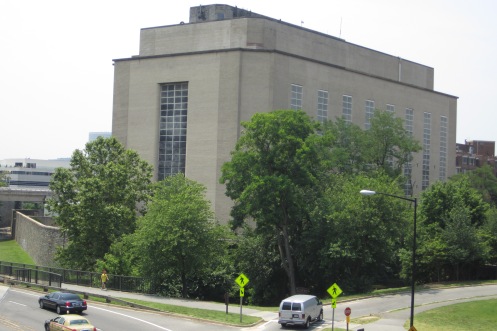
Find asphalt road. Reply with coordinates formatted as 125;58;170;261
0;286;239;331
2;283;497;331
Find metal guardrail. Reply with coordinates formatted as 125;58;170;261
0;261;153;293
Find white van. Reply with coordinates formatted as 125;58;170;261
278;294;323;328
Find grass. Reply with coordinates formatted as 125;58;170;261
406;299;497;331
121;298;261;325
0;240;35;264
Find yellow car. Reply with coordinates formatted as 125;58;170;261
44;314;97;331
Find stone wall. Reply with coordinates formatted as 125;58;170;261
14;212;65;267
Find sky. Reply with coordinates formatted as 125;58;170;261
1;0;496;160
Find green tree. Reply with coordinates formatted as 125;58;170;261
413;178;490;282
364;110;422;177
452;165;497;207
221;110;329;295
321;173;411;292
47;137;153;270
321;118;367;174
132;174;232;298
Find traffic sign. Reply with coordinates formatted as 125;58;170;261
344;307;351;316
235;273;250;288
240;288;245;297
327;283;343;298
331;298;337;308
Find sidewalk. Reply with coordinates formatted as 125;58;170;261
60;283;278;323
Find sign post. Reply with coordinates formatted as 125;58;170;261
344;307;351;331
235;273;250;323
327;283;343;331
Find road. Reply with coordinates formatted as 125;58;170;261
0;286;239;331
1;284;497;331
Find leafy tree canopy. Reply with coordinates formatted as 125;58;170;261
221;110;329;295
132;174;233;298
47;137;153;270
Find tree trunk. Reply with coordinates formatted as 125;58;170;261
278;222;297;295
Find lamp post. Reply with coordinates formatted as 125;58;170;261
360;189;417;328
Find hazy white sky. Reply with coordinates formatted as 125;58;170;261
1;0;496;160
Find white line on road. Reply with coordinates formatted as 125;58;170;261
91;306;174;331
8;301;27;306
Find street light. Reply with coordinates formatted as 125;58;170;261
360;189;417;329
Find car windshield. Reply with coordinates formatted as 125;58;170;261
69;319;89;325
60;294;80;300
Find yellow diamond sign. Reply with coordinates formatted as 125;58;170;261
327;283;343;298
235;273;250;288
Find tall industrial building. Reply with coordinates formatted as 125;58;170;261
112;4;458;223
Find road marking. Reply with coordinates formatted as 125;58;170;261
8;301;27;306
91;306;173;331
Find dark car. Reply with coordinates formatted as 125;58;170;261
39;292;87;314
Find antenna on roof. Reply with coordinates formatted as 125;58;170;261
340;17;342;38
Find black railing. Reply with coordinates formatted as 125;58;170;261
0;261;153;293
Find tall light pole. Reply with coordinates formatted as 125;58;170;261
360;189;417;329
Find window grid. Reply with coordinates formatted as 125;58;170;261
364;100;375;129
404;108;414;195
386;104;395;114
317;90;329;123
158;82;188;180
439;116;448;180
342;95;352;123
291;84;303;110
422;112;431;190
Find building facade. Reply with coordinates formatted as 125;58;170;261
112;4;458;223
456;140;497;175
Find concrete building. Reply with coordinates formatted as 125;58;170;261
112;4;458;223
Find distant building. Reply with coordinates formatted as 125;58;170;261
112;4;458;223
456;140;497;176
0;158;70;188
89;132;111;142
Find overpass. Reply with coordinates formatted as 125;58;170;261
0;187;52;202
0;187;52;228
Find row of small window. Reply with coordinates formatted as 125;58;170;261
291;84;415;129
161;105;188;112
158;154;186;163
159;141;187;153
160;129;187;137
158;167;185;179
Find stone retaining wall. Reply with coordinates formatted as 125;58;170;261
14;212;65;267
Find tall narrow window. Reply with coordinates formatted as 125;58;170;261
386;104;395;114
342;95;352;123
439;116;448;181
404;108;414;195
422;112;432;190
291;84;303;110
317;90;329;123
158;82;188;180
365;100;375;129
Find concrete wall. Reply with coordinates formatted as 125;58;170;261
14;212;65;267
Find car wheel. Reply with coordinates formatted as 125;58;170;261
280;323;287;328
45;323;50;331
39;300;44;309
304;317;310;329
317;310;323;321
56;305;62;314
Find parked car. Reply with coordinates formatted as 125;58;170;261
39;292;87;314
278;294;323;328
44;314;96;331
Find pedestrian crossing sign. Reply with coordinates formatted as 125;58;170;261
235;273;250;288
